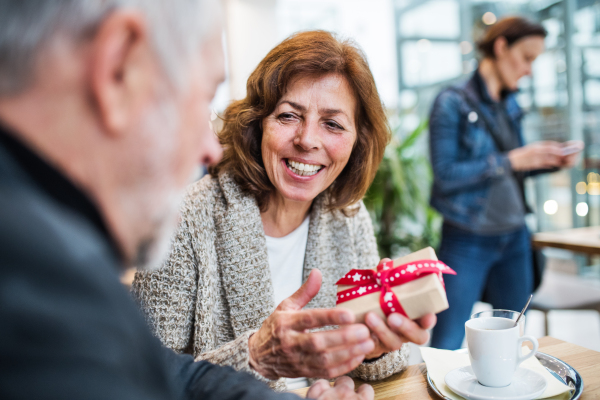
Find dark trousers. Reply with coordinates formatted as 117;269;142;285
430;223;534;350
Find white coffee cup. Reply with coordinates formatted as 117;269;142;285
465;316;538;387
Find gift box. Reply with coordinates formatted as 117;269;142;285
335;247;456;322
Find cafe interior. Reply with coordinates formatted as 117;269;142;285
201;0;600;361
6;0;600;398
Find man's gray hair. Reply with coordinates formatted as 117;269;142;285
0;0;222;95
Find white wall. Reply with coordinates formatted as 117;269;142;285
223;0;279;101
221;0;399;109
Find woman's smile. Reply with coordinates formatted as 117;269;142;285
284;159;324;177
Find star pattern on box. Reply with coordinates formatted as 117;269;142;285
406;264;417;273
351;272;362;282
357;286;367;295
383;292;394;302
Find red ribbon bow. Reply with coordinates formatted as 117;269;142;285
335;259;456;318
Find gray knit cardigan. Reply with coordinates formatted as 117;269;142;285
132;173;409;390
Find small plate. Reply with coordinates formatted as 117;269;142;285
444;366;547;400
427;351;583;400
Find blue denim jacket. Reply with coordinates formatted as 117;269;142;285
428;70;526;229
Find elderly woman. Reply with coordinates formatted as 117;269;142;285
133;30;435;391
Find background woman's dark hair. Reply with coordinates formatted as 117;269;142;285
210;30;391;215
477;16;547;58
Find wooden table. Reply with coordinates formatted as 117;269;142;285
290;337;600;399
532;226;600;256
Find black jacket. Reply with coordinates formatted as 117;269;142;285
0;125;300;400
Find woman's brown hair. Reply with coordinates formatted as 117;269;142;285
211;30;390;215
477;16;547;59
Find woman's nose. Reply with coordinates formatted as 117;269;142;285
294;121;321;151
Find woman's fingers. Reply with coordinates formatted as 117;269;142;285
538;142;565;168
288;308;355;330
302;339;374;370
364;312;433;349
416;313;437;331
296;324;371;352
364;312;404;350
562;152;580;167
364;333;385;360
279;269;323;311
387;313;430;345
543;153;563;168
321;355;365;379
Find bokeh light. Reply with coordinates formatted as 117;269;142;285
460;41;473;55
482;12;497;25
576;202;589;217
543;200;558;215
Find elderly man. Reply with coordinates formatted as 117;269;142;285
0;1;374;399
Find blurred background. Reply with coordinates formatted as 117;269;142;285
209;0;600;354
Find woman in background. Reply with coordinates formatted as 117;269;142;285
428;17;581;350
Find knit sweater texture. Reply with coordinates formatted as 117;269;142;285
132;173;409;390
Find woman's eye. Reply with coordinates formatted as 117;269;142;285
326;121;343;130
278;112;297;121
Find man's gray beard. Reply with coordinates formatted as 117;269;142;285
133;190;184;271
131;86;185;272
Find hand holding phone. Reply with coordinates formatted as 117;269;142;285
561;140;584;156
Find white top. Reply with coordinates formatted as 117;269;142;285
265;216;310;306
265;216;310;390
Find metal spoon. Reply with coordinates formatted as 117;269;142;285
514;294;533;327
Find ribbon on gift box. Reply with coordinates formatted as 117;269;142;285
335;259;456;318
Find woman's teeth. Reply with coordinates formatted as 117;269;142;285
286;160;323;176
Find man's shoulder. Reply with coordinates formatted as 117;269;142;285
0;168;137;332
0;176;117;277
0;162;177;399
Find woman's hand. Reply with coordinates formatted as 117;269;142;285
363;312;436;360
560;141;584;168
248;269;375;380
360;258;436;360
307;376;374;400
508;141;564;171
561;152;580;168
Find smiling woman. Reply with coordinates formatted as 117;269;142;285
214;30;389;217
132;30;435;392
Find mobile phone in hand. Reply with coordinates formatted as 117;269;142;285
561;140;584;156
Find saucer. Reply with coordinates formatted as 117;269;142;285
444;366;547;400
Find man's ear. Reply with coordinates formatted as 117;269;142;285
493;36;508;60
89;11;155;137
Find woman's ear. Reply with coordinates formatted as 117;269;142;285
493;36;508;59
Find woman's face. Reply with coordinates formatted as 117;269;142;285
496;35;545;91
261;73;358;206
